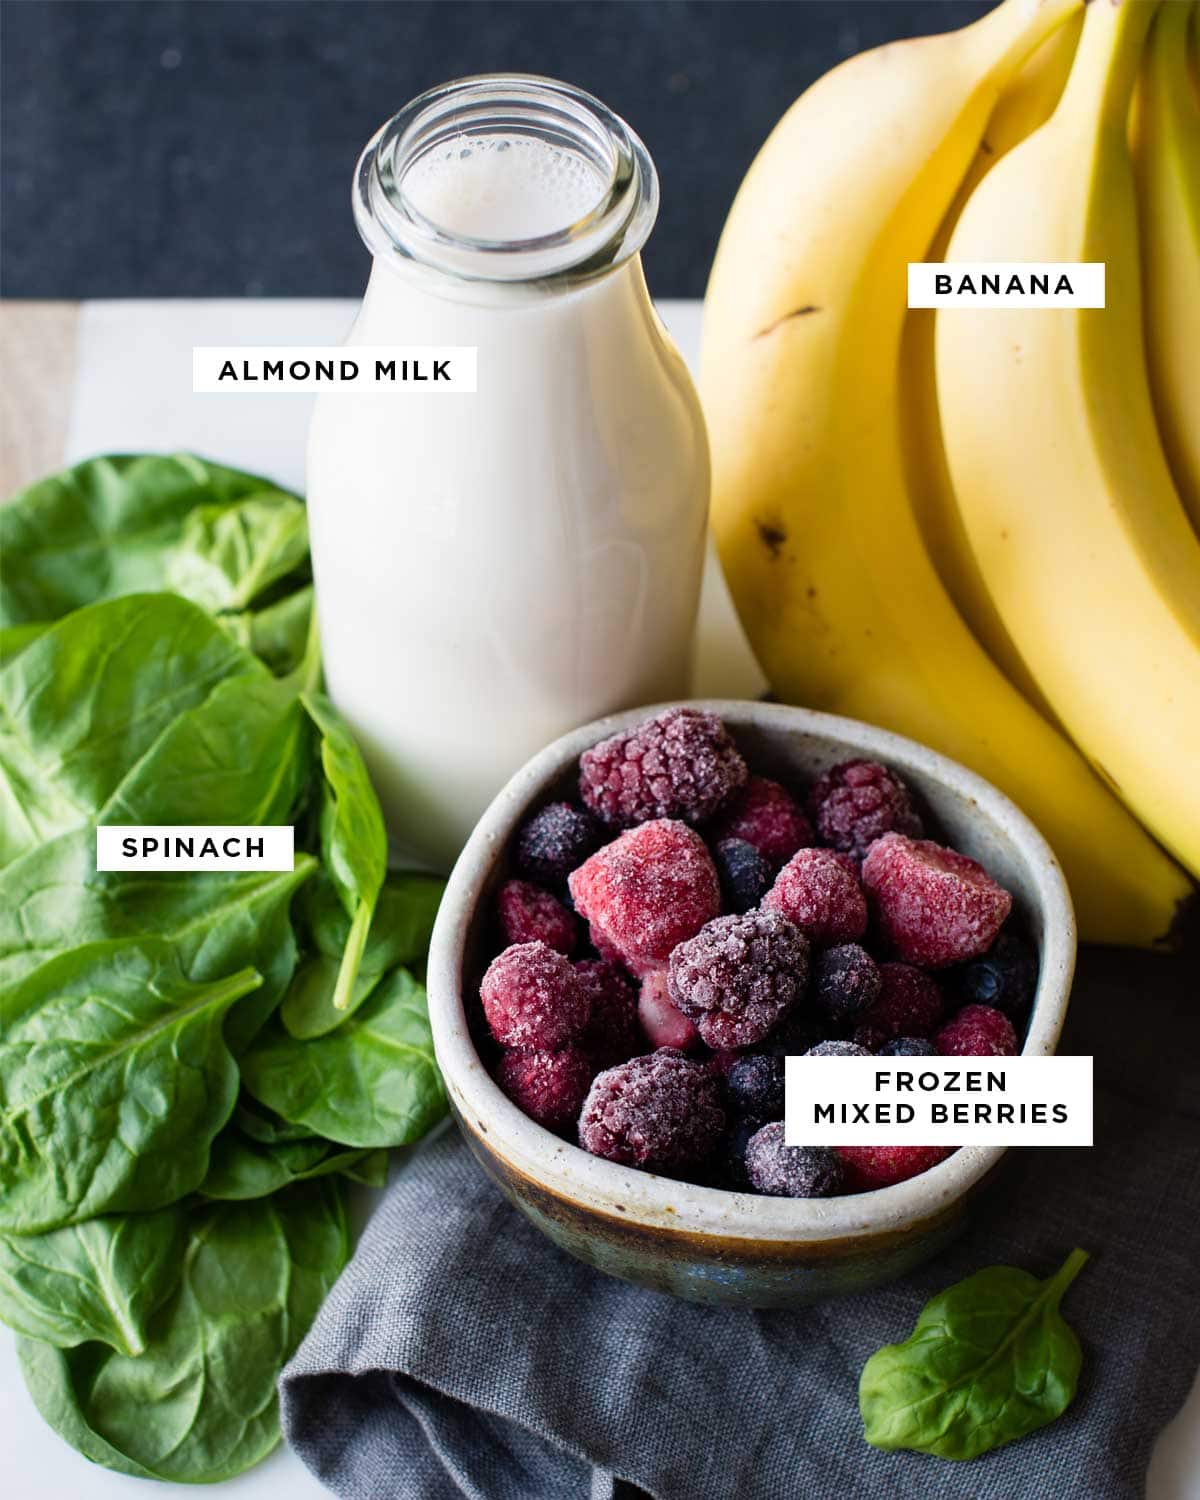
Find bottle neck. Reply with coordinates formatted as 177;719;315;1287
354;74;658;304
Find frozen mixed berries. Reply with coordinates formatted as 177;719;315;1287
725;1054;785;1121
637;969;699;1051
806;1039;872;1058
713;838;772;914
480;942;590;1051
950;930;1037;1019
808;759;923;859
575;959;641;1067
578;707;747;828
763;847;868;944
578;1048;725;1171
760;1009;828;1058
935;1003;1019;1057
852;962;944;1050
878;1036;938;1057
812;943;881;1024
515;801;601;886
836;1144;953;1191
497;879;578;955
712;776;813;866
495;1047;594;1132
745;1124;843;1198
668;909;810;1049
862;833;1012;968
568;819;720;976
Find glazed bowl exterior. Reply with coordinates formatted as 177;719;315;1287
426;700;1076;1307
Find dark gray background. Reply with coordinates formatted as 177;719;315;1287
2;0;990;299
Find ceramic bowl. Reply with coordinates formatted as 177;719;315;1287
426;701;1076;1307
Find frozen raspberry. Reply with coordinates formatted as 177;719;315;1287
568;819;720;976
575;959;641;1067
763;847;868;944
713;838;772;914
949;930;1038;1020
806;1039;872;1058
637;970;700;1050
745;1124;843;1198
712;776;814;866
808;759;923;858
852;962;944;1050
878;1036;938;1057
862;832;1013;968
480;942;591;1051
668;909;809;1050
515;801;601;886
725;1054;785;1121
836;1144;953;1191
578;1048;725;1171
496;879;578;956
812;943;881;1023
495;1046;594;1132
935;1003;1019;1057
578;707;747;828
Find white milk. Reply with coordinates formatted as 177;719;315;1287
307;78;709;870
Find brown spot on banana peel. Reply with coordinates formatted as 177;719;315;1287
756;519;788;557
753;306;821;339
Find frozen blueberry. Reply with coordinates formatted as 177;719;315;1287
578;1048;725;1171
763;847;868;944
812;942;881;1023
862;832;1013;968
515;802;602;885
721;1117;762;1189
744;1124;842;1198
668;908;810;1049
579;707;748;828
713;837;772;914
949;930;1038;1020
808;759;923;859
497;879;578;955
759;1010;828;1058
877;1036;938;1057
712;776;814;866
480;941;591;1051
725;1054;786;1121
805;1039;872;1058
495;1047;595;1132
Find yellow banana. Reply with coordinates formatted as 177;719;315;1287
937;0;1200;881
702;0;1192;946
902;11;1082;722
1131;0;1200;531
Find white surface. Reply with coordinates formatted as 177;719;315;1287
1;297;1193;1499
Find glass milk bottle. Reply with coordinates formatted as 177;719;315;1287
307;75;710;870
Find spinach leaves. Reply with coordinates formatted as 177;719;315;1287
859;1248;1089;1460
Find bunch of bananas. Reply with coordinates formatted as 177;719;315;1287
701;0;1199;947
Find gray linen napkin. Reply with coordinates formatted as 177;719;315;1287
281;946;1200;1500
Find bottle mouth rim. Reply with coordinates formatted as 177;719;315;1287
354;73;659;286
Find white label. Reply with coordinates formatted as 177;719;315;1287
907;263;1105;308
96;825;295;871
192;346;477;393
784;1056;1092;1147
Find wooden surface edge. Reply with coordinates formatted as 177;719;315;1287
0;301;79;494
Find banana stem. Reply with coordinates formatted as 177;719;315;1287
967;0;1087;81
1060;0;1159;133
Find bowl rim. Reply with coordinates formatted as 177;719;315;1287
427;699;1077;1244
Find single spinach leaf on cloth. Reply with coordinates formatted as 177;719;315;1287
17;1178;350;1483
301;691;388;1012
0;453;308;629
859;1248;1089;1461
0;938;256;1233
241;967;447;1147
0;1209;184;1356
199;1129;376;1201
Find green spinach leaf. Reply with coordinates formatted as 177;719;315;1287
241;967;446;1147
859;1248;1089;1461
17;1179;350;1482
200;1129;375;1201
0;1210;184;1356
217;584;314;676
0;939;256;1232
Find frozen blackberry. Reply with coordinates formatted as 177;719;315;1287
575;959;641;1067
949;930;1038;1020
578;707;747;828
935;1003;1019;1057
497;879;578;956
713;837;772;913
515;801;601;885
578;1048;725;1171
808;759;923;859
480;941;591;1051
812;943;881;1024
637;969;700;1051
744;1125;842;1198
862;832;1012;968
712;776;814;866
763;847;868;944
806;1039;872;1058
568;819;720;977
836;1145;952;1191
725;1054;785;1121
668;908;810;1050
878;1036;938;1057
495;1047;594;1132
852;962;944;1050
